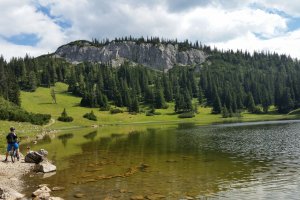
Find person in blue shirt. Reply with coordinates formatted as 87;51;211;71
4;127;19;162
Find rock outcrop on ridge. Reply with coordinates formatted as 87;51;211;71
54;40;207;71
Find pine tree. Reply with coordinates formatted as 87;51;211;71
163;74;173;102
28;71;37;91
154;82;166;109
51;88;57;104
212;94;222;114
198;85;204;105
175;93;184;113
278;89;294;113
246;92;256;113
222;105;229;118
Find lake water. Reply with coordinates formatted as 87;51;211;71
22;121;300;199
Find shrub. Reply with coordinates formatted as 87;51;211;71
83;111;97;121
58;116;73;122
129;112;137;115
162;104;169;109
252;106;263;114
99;106;110;111
0;97;51;125
146;108;161;116
58;108;74;122
178;112;195;118
110;108;123;114
146;112;154;116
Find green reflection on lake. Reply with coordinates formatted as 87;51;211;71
22;121;300;199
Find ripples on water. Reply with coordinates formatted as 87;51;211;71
22;121;300;199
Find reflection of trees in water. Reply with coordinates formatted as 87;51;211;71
84;131;97;140
58;133;74;147
77;127;271;197
42;135;52;144
177;123;196;130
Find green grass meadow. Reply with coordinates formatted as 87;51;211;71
20;82;299;128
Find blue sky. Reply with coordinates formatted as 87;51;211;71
1;0;300;59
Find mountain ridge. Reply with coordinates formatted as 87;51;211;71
54;39;207;71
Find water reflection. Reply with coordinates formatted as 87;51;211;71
57;133;74;147
83;131;97;141
22;122;300;199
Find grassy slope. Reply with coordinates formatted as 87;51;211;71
19;82;299;129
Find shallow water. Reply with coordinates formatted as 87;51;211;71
22;121;300;199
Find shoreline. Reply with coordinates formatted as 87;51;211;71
0;155;34;199
1;117;299;199
50;114;300;129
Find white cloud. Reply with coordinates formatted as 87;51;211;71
212;30;300;58
0;0;300;60
0;0;67;60
40;1;287;41
256;0;300;17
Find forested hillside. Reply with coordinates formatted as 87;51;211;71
1;38;300;125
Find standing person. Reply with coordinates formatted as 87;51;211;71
4;127;19;162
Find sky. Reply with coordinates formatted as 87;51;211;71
1;0;300;60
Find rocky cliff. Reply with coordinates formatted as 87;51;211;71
54;40;207;70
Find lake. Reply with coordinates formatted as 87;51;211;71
22;120;300;199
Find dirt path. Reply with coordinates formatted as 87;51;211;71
0;154;34;199
43;118;56;129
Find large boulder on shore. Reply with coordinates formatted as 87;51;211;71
34;160;56;173
25;151;43;164
37;149;48;157
32;185;64;200
32;186;51;198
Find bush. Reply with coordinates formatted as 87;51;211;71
129;112;137;115
162;104;169;109
145;107;162;116
30;113;51;125
0;98;51;125
83;111;97;121
99;106;110;111
252;106;263;114
58;108;74;122
58;116;73;122
110;108;123;114
178;112;195;118
146;112;155;116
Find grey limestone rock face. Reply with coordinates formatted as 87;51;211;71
54;41;207;71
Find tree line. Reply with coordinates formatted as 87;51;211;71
1;38;300;120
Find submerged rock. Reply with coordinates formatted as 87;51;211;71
42;171;56;179
49;197;64;200
74;193;85;198
130;195;144;200
52;187;65;191
146;194;166;199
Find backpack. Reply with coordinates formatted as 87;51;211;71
6;133;16;143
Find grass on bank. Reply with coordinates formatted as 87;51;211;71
18;82;299;129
